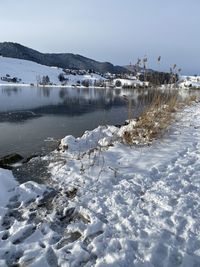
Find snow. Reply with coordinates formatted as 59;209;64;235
0;168;17;207
1;102;200;266
60;125;118;155
179;75;200;89
113;78;148;87
0;56;105;87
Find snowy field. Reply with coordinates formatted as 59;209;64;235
0;101;200;266
179;76;200;89
0;57;104;87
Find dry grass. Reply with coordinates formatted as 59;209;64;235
122;89;196;145
122;56;199;145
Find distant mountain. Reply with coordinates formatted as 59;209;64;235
0;42;126;74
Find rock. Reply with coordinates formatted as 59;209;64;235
0;164;13;170
56;140;62;151
115;124;122;128
0;153;23;169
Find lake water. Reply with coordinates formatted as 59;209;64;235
0;86;151;158
1;85;196;158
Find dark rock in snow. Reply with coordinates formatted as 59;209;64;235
0;153;23;169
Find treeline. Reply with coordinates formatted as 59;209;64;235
139;72;179;85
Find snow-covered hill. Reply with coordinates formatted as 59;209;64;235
0;56;105;87
0;42;126;74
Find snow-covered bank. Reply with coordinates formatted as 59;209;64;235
1;103;200;266
0;56;105;87
48;103;200;266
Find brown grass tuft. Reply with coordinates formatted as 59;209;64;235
122;89;180;145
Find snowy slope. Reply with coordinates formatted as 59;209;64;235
1;102;200;266
0;56;61;85
0;56;104;86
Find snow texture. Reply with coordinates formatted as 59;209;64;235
0;56;104;87
1;102;200;266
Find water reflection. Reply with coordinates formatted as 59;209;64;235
0;87;132;123
0;86;197;157
0;86;136;157
42;87;51;97
2;87;21;96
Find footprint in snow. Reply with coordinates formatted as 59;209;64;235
151;242;168;267
46;247;59;267
11;225;36;245
1;208;24;231
2;249;23;267
56;231;82;249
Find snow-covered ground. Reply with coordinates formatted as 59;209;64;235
1;102;200;266
179;75;200;89
0;57;105;87
0;169;18;208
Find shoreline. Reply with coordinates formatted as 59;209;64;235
0;83;109;89
0;82;195;90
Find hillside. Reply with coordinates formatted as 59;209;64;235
0;42;126;74
0;56;105;86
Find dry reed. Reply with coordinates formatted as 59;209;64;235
122;89;180;145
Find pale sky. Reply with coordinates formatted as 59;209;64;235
0;0;199;74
